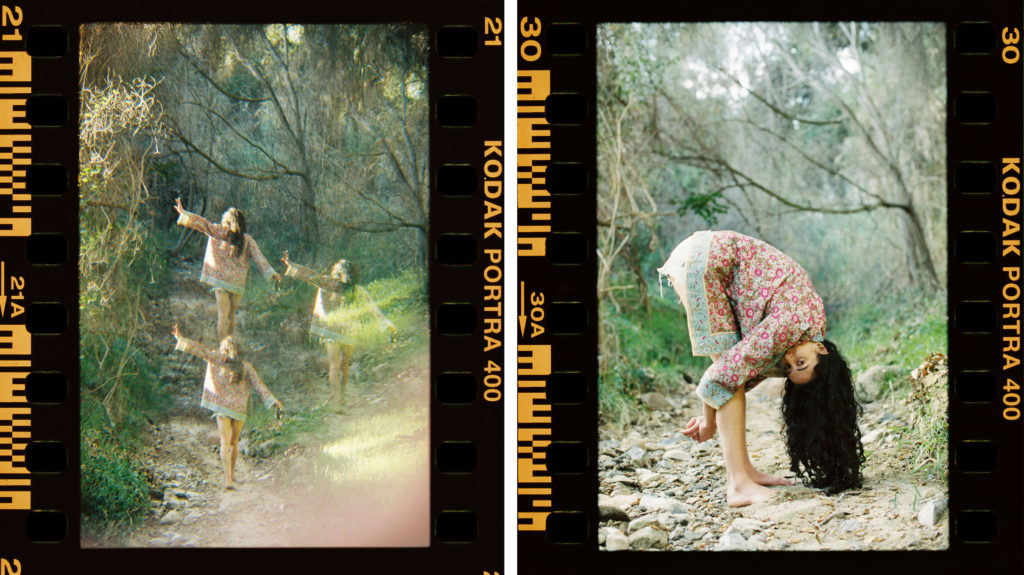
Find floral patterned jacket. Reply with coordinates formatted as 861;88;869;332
177;210;277;295
683;231;826;409
174;336;278;421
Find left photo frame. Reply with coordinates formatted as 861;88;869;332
1;1;504;573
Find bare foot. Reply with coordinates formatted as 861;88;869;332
748;468;795;486
727;481;774;507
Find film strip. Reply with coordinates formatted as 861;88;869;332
518;1;1021;572
0;1;504;573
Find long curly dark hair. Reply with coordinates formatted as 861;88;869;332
224;208;247;258
781;339;864;495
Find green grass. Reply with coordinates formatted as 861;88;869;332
826;286;947;383
80;223;176;528
243;269;428;453
599;284;710;424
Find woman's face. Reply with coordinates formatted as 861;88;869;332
783;341;827;384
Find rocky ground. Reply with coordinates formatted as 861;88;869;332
83;263;430;548
598;362;949;551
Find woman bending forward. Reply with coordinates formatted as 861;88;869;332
659;230;863;507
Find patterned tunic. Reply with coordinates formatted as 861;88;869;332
666;230;826;409
177;210;277;295
174;336;279;421
283;261;392;345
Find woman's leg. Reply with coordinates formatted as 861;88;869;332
715;387;774;507
215;290;232;340
229;418;245;485
226;292;242;337
326;342;341;410
707;354;792;487
215;416;235;489
339;344;354;405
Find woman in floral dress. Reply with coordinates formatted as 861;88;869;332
658;230;863;507
172;325;282;490
174;197;281;339
280;253;396;413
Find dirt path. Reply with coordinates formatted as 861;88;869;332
598;377;949;551
85;266;430;548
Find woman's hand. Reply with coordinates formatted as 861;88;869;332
271;273;282;285
174;197;184;215
171;324;180;341
682;415;716;442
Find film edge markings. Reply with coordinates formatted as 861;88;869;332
0;1;507;573
516;2;1023;573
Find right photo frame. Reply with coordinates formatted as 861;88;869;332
516;2;1021;572
595;21;948;551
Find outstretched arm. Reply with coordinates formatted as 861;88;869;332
281;255;343;293
247;237;280;284
172;325;219;363
174;197;229;241
244;361;283;410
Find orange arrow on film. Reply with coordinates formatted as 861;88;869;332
518;281;527;337
0;261;6;317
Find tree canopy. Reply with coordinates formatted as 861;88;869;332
597;22;947;317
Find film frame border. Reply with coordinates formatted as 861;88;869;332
516;2;1023;572
0;1;507;573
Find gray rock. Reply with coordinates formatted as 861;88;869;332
861;428;886;445
659;435;685;448
716;531;755;551
663;449;690;461
856;365;902;402
628;515;659;533
158;509;182;525
628;525;668;550
618;434;645;453
641;392;674;411
669;526;687;541
748;533;767;546
605;529;629;551
639;494;688;514
667;512;690;526
599;505;630;523
636;468;657;483
624;446;646;462
598;531;606;545
725;517;768;537
918;498;948;526
257;440;279;457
